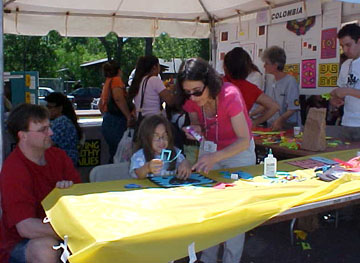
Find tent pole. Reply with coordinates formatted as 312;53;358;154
209;19;217;68
0;1;4;170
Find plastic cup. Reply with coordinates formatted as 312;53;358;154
293;126;301;136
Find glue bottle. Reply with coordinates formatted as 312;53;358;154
264;149;277;177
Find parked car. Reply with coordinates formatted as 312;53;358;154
38;87;77;109
68;87;102;109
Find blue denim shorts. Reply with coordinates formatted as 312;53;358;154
9;239;29;263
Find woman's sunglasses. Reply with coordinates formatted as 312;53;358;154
184;86;206;98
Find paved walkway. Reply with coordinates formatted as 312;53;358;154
242;209;360;263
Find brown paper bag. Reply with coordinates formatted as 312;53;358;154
301;108;327;151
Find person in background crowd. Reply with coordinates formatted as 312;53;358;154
128;55;175;119
260;46;301;130
45;92;82;165
223;47;279;126
0;103;81;263
330;23;360;141
100;61;134;162
177;58;256;263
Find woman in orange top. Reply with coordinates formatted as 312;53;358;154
100;61;134;162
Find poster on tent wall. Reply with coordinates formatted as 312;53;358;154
302;38;318;58
318;63;339;87
284;64;300;83
301;59;317;88
321;28;337;59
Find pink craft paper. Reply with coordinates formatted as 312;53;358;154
301;59;316;88
321;28;337;59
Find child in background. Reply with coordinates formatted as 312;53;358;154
129;115;192;179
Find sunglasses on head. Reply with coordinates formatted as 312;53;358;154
184;85;206;98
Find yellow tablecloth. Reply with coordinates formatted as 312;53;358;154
42;149;360;263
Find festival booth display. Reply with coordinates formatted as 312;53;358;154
214;0;360;95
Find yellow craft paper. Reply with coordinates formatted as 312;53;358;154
43;170;360;263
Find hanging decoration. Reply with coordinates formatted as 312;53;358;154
286;16;316;36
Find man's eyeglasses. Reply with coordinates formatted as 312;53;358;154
26;125;51;134
153;134;169;142
184;86;206;98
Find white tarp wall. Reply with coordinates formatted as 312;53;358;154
215;0;360;95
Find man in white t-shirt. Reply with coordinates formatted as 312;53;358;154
331;23;360;141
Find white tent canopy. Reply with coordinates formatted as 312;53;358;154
4;0;314;38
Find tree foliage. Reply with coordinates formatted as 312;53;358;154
4;31;209;90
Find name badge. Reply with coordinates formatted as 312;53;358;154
203;140;217;153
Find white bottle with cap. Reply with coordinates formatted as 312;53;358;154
264;149;277;177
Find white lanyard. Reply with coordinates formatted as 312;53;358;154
201;99;219;142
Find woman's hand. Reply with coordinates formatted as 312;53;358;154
182;125;202;140
177;160;192;180
271;118;283;131
148;159;163;175
192;153;217;174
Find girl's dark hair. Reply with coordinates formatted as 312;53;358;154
135;115;176;171
128;55;159;101
224;47;254;79
7;103;49;143
45;92;82;140
176;58;222;106
103;60;120;78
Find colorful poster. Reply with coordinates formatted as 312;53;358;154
284;64;300;83
220;31;228;42
321;28;337;59
301;59;316;88
318;63;339;87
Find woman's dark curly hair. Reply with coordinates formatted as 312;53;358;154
176;58;222;106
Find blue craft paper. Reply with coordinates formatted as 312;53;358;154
310;156;338;165
149;173;215;188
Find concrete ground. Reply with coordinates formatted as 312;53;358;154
241;208;360;263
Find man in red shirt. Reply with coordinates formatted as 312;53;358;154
0;104;81;263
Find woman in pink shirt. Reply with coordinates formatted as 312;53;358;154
177;57;255;263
